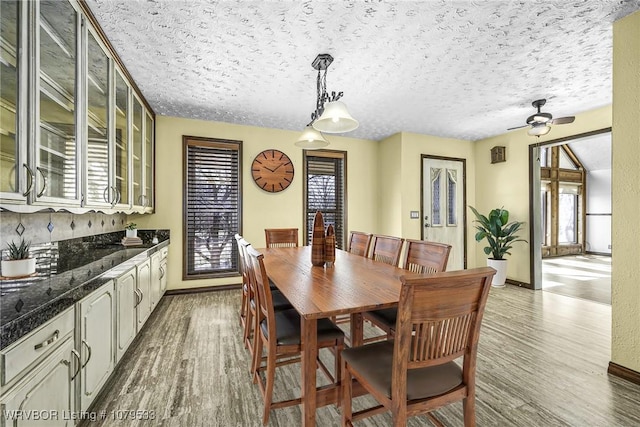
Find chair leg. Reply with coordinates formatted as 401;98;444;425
391;403;407;427
262;346;277;425
462;395;476;427
341;359;352;426
334;339;343;407
243;302;253;351
240;286;247;327
252;331;264;381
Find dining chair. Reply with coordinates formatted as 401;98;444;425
341;267;496;427
246;246;345;425
369;234;405;267
364;240;452;338
240;239;292;365
235;234;250;330
347;231;373;257
265;228;299;248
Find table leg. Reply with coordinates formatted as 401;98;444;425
301;317;318;427
350;312;364;347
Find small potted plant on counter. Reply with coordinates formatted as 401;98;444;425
469;206;526;287
125;222;138;238
1;238;36;278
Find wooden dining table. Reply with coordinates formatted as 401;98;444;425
262;246;408;427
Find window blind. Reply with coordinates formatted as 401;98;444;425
183;137;242;279
304;151;346;249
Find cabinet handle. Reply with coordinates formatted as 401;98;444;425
138;288;144;303
80;193;85;206
134;288;141;307
103;186;110;203
36;166;47;198
23;164;35;196
115;188;121;204
34;329;59;350
71;349;81;380
110;186;118;207
159;266;165;279
81;340;92;368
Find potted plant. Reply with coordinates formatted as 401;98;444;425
1;238;36;278
125;222;138;238
469;206;526;287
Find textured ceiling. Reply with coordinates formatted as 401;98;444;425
85;0;640;142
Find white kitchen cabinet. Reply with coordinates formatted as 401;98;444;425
115;266;136;363
136;258;152;331
0;337;76;427
149;246;168;310
76;281;115;411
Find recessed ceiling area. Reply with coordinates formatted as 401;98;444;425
85;0;640;142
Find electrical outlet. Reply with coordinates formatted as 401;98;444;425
608;244;612;249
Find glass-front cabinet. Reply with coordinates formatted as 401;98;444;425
85;28;110;207
0;0;154;213
36;0;80;206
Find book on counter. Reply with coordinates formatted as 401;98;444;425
121;236;143;246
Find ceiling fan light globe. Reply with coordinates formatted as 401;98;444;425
528;124;551;136
312;101;359;133
294;126;329;148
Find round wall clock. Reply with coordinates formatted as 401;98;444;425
251;149;295;193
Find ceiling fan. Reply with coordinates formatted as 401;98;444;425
508;99;575;136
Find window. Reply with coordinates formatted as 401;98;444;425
303;150;346;249
183;136;242;279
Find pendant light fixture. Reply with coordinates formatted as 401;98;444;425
294;53;358;148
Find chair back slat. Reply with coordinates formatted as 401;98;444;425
246;246;274;338
265;228;299;248
348;231;372;257
370;235;404;267
403;239;451;274
394;268;495;373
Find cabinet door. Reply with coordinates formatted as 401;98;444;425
78;281;115;411
0;337;75;427
35;0;81;206
143;111;154;211
0;0;29;204
84;28;111;208
160;258;168;295
136;259;151;331
113;70;129;208
115;268;136;363
132;97;144;211
149;252;161;310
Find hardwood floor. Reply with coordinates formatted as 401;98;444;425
543;254;611;304
85;286;640;426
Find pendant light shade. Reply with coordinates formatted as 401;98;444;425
312;101;359;134
294;126;329;148
528;123;551;136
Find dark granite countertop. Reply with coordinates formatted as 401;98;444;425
0;230;169;350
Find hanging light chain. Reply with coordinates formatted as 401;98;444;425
309;64;344;125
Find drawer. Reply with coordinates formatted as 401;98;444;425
1;307;74;387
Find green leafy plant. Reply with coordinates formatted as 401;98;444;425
125;222;137;230
469;206;526;260
6;238;31;260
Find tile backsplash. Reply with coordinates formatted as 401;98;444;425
0;212;128;251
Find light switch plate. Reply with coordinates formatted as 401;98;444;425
410;211;420;219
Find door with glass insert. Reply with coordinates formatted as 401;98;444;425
36;0;80;204
422;156;466;270
114;70;129;207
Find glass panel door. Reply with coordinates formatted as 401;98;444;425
0;0;20;196
38;0;78;201
114;70;129;206
132;97;143;207
144;112;153;209
86;30;110;206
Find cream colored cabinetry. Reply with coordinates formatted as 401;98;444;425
0;308;77;427
0;0;155;214
76;281;115;412
149;246;168;310
135;259;152;331
115;267;137;363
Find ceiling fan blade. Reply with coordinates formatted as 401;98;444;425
507;124;528;131
550;116;575;125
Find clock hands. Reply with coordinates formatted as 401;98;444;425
272;163;283;172
263;166;275;172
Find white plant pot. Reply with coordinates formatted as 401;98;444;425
486;258;508;287
1;258;36;278
125;229;137;238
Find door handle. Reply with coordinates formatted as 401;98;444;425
425;223;431;227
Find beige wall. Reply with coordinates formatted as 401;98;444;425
376;133;403;236
473;106;612;284
129;116;379;290
612;10;640;372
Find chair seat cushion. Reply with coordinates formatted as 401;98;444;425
342;341;462;400
250;290;292;311
261;309;345;346
269;277;278;290
366;308;397;329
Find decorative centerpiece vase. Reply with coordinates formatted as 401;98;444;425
311;211;325;266
324;224;336;267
